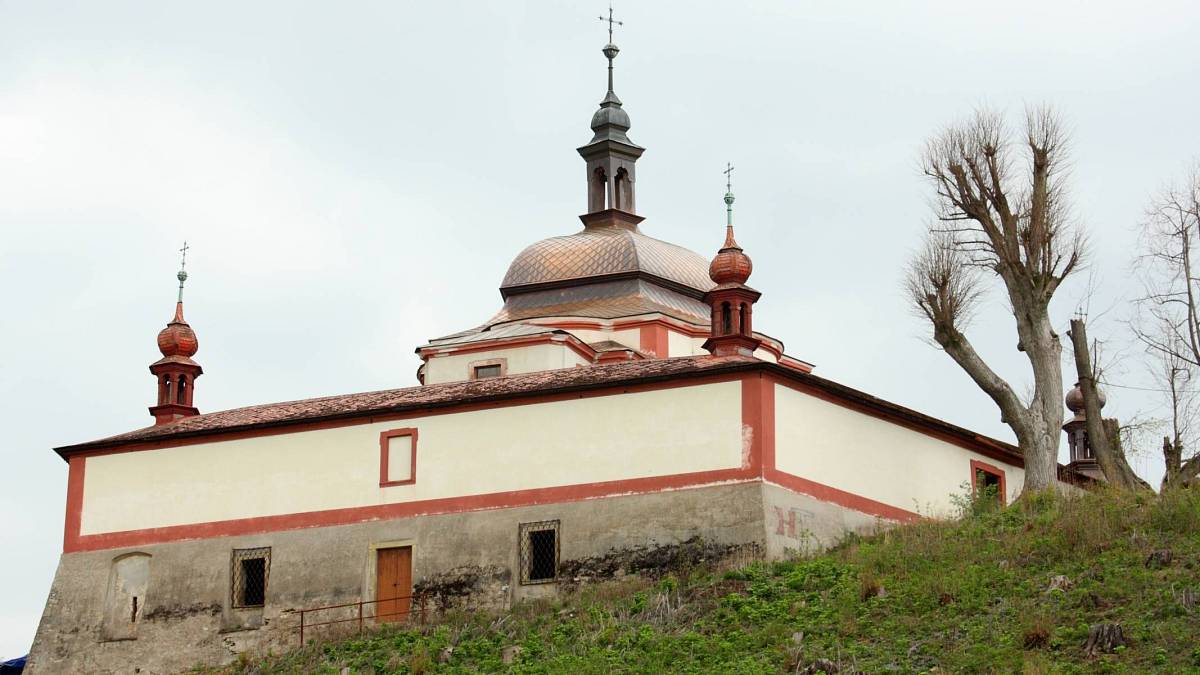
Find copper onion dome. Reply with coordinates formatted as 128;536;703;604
157;302;199;358
709;225;753;285
1065;381;1105;413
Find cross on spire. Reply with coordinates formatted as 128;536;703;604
598;3;623;44
176;240;190;303
597;5;624;95
723;162;736;227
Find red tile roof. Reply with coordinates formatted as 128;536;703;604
57;355;1093;485
57;355;758;454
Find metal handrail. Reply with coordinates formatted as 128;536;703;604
296;593;427;645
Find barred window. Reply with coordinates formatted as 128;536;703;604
231;547;271;608
519;520;559;584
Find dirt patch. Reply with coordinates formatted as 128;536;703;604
142;602;222;622
414;564;510;611
559;537;761;583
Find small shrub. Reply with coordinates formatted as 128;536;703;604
858;571;883;601
1021;616;1053;650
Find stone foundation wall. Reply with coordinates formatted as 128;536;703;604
28;480;767;674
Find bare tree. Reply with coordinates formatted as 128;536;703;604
1154;336;1197;488
1067;318;1151;490
1133;165;1200;488
907;107;1083;493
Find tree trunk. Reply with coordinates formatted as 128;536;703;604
1068;319;1151;490
1162;443;1200;490
1016;305;1067;493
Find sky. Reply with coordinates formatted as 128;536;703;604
1;0;1197;659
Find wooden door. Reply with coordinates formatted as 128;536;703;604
375;546;412;623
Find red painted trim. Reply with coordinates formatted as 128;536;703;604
541;317;711;338
64;456;85;551
740;374;771;473
765;469;921;523
379;428;418;487
970;459;1007;506
778;356;814;374
638;324;669;358
65;468;757;553
761;377;775;473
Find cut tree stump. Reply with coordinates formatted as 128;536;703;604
800;659;839;674
1084;623;1126;656
1145;549;1173;568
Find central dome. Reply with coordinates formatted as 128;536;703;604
500;226;715;293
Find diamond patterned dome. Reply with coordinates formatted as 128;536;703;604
501;226;715;292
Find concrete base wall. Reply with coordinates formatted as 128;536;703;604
760;481;886;558
28;480;775;675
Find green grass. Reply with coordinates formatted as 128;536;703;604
202;488;1200;674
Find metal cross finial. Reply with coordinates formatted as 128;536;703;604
176;241;190;303
723;163;736;227
599;3;623;44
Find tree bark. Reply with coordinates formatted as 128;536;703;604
1068;319;1152;490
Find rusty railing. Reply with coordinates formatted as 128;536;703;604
296;594;428;645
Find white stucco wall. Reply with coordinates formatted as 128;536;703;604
80;381;745;535
773;383;1025;517
668;331;704;357
752;347;780;363
423;342;591;384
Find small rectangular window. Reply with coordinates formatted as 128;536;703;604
970;460;1006;506
231;547;271;608
474;364;502;379
519;520;559;584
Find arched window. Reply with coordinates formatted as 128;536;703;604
721;302;732;334
102;552;150;641
614;168;629;211
739;303;748;335
161;375;173;405
176;375;188;404
590;167;608;212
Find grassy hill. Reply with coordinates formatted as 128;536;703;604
203;488;1200;674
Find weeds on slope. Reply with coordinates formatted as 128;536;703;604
200;488;1200;674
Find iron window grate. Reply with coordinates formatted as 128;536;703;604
231;547;271;608
519;520;560;585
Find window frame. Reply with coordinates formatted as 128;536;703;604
518;519;560;585
969;459;1007;506
379;428;419;487
469;358;507;380
230;547;271;609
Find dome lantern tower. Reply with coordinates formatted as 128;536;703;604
149;242;203;425
577;5;644;218
703;164;762;357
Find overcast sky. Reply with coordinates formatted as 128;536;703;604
2;0;1197;659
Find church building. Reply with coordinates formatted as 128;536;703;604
28;31;1091;674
